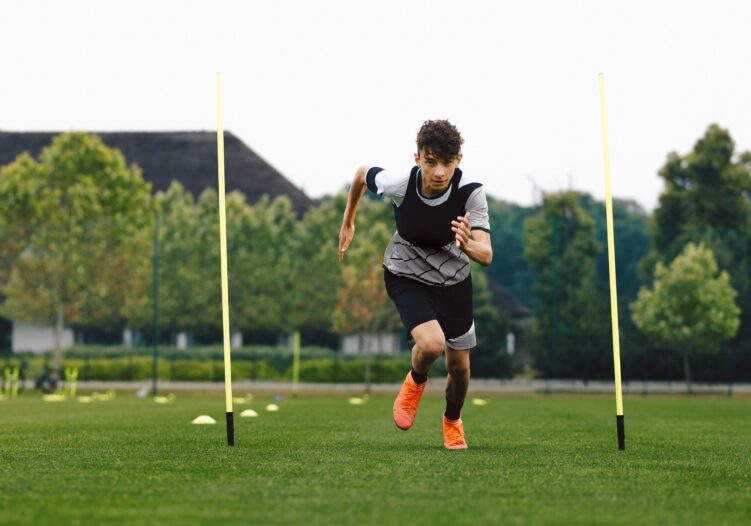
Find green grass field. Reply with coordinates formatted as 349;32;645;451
1;391;749;525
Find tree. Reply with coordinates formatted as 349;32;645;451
333;218;400;339
0;154;41;286
485;197;537;309
0;133;153;372
334;217;401;391
577;195;650;304
641;124;751;382
523;191;610;378
285;195;346;340
137;182;206;341
632;243;740;390
290;193;395;342
469;264;510;378
226;193;295;337
652;125;750;257
644;125;751;304
146;185;296;344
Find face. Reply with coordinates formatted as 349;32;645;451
414;149;462;195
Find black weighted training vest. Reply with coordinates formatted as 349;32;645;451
394;167;481;248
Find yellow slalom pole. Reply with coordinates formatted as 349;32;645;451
598;73;625;450
216;72;235;446
292;331;301;398
70;368;77;399
11;367;19;398
4;368;11;398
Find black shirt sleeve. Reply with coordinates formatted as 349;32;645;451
365;167;384;194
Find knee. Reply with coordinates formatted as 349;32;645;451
447;362;469;378
415;336;446;359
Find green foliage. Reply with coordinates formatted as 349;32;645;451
138;182;201;334
577;195;650;304
654;125;750;250
645;125;751;291
298;357;410;383
632;243;740;384
4;351;410;383
284;196;345;332
485;197;538;308
0;133;569;380
470;265;512;378
0;133;153;370
14;131;742;384
334;198;400;336
639;125;751;382
224;193;296;333
132;186;299;339
523;191;610;378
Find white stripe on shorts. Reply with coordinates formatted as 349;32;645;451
446;321;476;350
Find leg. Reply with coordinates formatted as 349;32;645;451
442;346;470;450
445;347;470;415
393;321;445;431
410;320;447;374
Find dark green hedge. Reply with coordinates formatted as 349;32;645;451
2;353;412;383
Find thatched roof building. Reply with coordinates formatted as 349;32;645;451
0;131;313;216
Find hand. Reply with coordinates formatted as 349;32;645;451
338;222;355;261
451;212;471;249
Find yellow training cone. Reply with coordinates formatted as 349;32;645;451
92;391;115;402
154;394;175;404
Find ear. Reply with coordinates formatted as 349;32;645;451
455;152;463;165
414;151;421;165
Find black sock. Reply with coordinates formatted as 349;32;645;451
444;398;463;420
410;368;428;384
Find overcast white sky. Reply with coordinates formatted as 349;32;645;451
2;0;750;210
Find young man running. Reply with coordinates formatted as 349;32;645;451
338;120;492;449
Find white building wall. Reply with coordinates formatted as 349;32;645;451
123;328;133;348
341;333;402;355
12;321;74;353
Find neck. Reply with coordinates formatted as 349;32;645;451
419;169;454;198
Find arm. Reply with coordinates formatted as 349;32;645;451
338;166;368;262
451;212;493;266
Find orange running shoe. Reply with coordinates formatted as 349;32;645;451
443;416;468;450
393;372;426;430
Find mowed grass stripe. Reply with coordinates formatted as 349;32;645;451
1;394;749;525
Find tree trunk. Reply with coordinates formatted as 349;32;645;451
53;302;64;379
683;353;692;394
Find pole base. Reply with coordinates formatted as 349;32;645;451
226;411;234;446
616;414;625;450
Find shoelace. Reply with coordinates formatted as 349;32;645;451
401;383;424;412
444;422;465;445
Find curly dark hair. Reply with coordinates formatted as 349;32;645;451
416;120;464;163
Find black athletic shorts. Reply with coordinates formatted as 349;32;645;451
384;269;474;341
